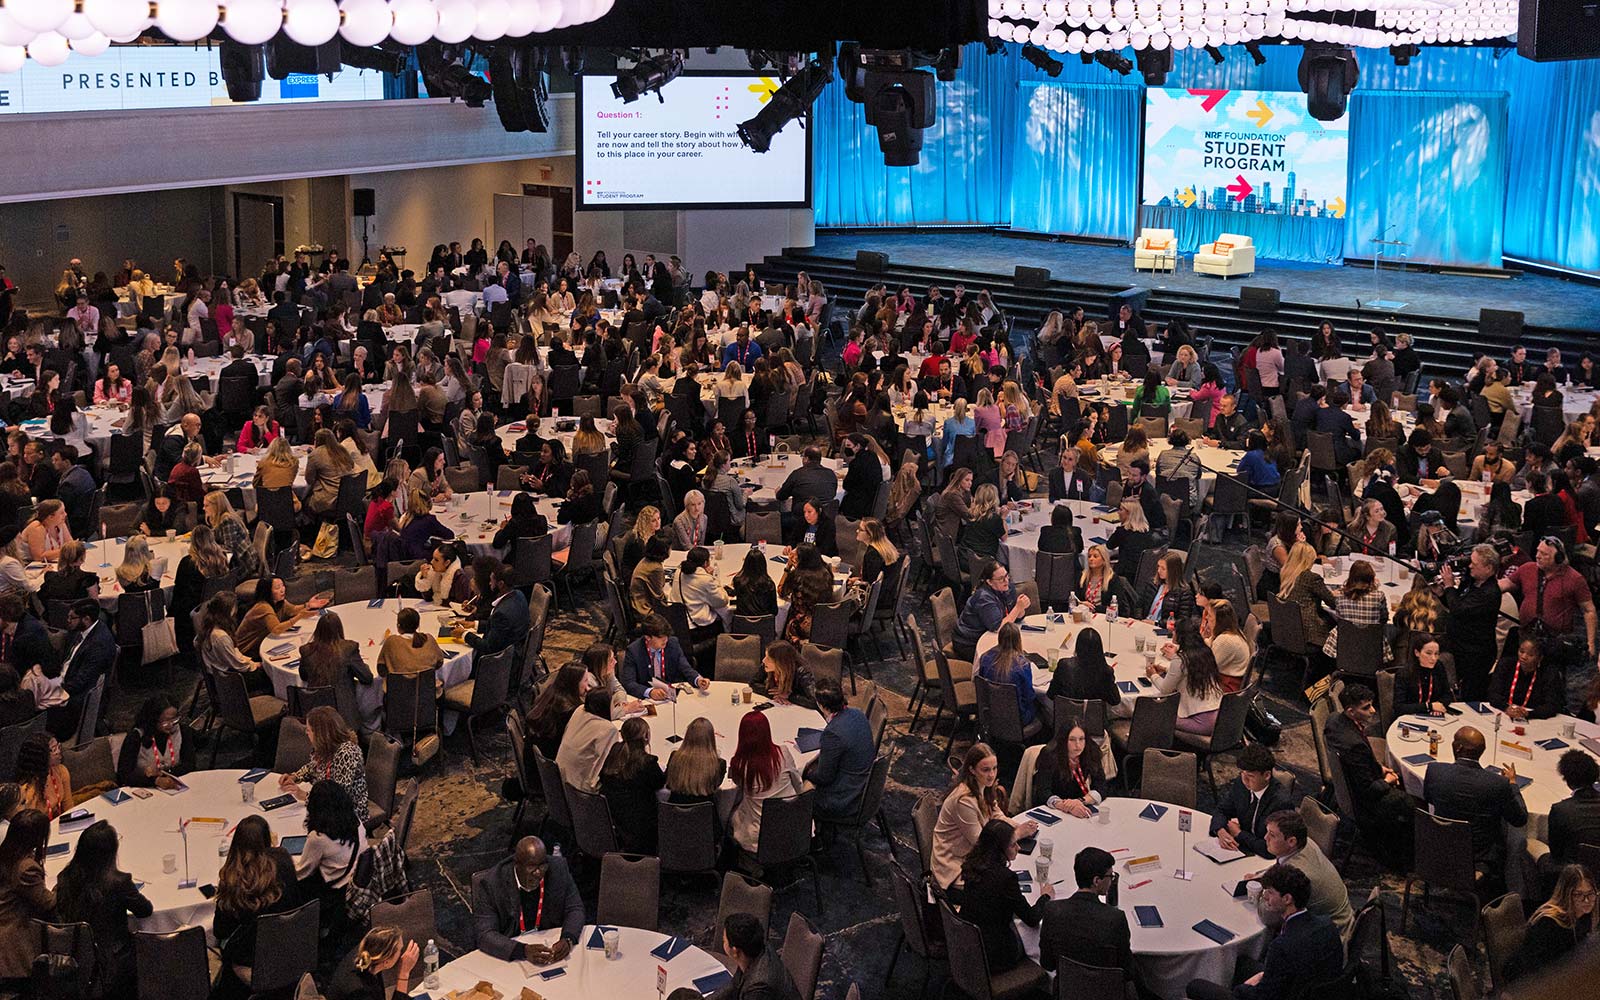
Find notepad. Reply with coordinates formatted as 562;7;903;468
1536;738;1570;751
586;926;617;950
650;936;691;961
1020;622;1048;632
58;809;94;831
1396;721;1430;735
238;768;270;783
266;644;295;657
1402;753;1435;766
159;779;189;795
694;970;733;994
1134;906;1164;928
258;794;297;811
1138;803;1168;822
1487;767;1533;789
1024;808;1063;827
1193;841;1248;864
367;598;386;608
1193;919;1237;944
1117;681;1138;694
46;843;69;857
102;789;131;805
795;728;823;754
1467;702;1490;714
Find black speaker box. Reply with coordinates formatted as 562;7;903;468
1480;308;1525;341
1108;287;1149;316
1015;265;1050;288
352;188;375;217
855;250;888;273
1239;286;1280;312
1518;0;1600;61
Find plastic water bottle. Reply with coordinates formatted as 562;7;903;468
1107;596;1119;623
423;939;439;990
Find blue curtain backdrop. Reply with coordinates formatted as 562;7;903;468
1139;204;1346;264
1009;83;1141;240
812;42;1600;274
1346;91;1508;267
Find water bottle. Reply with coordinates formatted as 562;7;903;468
1107;596;1119;623
423;939;439;990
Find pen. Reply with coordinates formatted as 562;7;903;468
1109;847;1129;853
1128;879;1152;890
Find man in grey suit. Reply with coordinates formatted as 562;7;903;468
1423;725;1528;891
805;679;874;820
712;913;799;1000
471;836;585;965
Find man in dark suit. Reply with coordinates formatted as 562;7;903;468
496;261;522;305
1396;429;1449;485
1545;750;1600;871
471;836;585;964
1209;745;1295;859
1204;394;1251;450
1519;472;1568;539
1289;385;1323;448
1049;447;1093;502
919;357;966;401
1423;725;1528;888
546;335;579;370
463;563;530;657
838;434;882;519
219;344;258;384
0;590;59;680
1323;684;1413;863
711;912;800;1000
1123;459;1167;533
1187;865;1342;1000
49;600;115;739
1312;389;1364;466
1038;847;1133;982
805;679;874;820
619;614;707;700
267;291;299;333
273;358;304;418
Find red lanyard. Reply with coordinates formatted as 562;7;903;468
1418;671;1434;706
518;879;545;933
689;521;699;546
1507;662;1536;710
748;432;757;454
150;734;178;767
1069;758;1089;798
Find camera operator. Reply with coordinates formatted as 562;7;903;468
1498;535;1597;714
1437;542;1509;700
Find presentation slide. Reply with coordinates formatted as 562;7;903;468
577;73;810;210
1142;88;1350;220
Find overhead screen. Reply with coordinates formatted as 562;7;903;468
1142;87;1350;220
577;72;810;211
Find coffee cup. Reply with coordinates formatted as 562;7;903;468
603;929;620;960
1034;857;1050;883
166;529;176;543
241;781;255;804
1246;880;1264;903
1562;720;1577;739
162;854;177;874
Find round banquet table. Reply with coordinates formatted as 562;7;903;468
430;489;570;555
892;400;957;443
1385;703;1600;844
1511;384;1598;425
661;541;847;635
495;416;616;462
996;499;1117;584
1012;797;1267;1000
635;680;821;797
45;768;306;934
1079;378;1192;421
26;533;191;611
420;926;732;1000
258;598;476;730
199;446;312;509
181;354;274;392
1391;479;1530;543
974;611;1176;719
727;452;845;505
1309;553;1417;615
1099;439;1243;504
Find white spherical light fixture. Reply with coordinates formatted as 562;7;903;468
0;43;23;72
58;12;96;38
338;0;391;43
471;0;507;38
27;30;71;65
9;0;72;34
388;0;435;41
432;0;473;40
155;0;220;40
223;0;283;43
0;11;34;46
83;0;148;38
283;0;339;43
503;0;538;35
72;29;110;53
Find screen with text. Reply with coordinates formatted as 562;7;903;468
577;73;810;210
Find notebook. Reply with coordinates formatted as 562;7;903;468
1020;622;1048;632
367;598;386;608
1402;753;1435;766
59;809;94;830
1192;841;1248;864
1535;738;1569;751
46;843;69;857
1134;906;1163;928
1025;808;1063;826
694;971;734;994
238;768;270;783
1117;681;1138;694
102;789;131;805
795;728;823;754
586;926;617;950
1193;920;1237;944
1138;803;1168;822
650;936;691;961
1487;766;1533;789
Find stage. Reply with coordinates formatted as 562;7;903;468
810;231;1600;334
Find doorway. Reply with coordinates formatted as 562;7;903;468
233;193;285;281
521;184;573;264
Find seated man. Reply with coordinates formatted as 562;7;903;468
1185;865;1342;1000
1423;725;1528;891
804;678;875;821
1037;847;1134;985
619;613;708;699
1260;810;1355;944
1322;684;1413;866
711;913;800;1000
1209;745;1295;860
462;562;529;657
1544;750;1600;871
471;836;584;965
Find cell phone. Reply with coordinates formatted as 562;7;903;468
1137;676;1154;688
199;884;217;898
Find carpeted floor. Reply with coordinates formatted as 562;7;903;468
809;230;1600;332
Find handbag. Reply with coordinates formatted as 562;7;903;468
1246;692;1284;746
312;521;340;560
142;617;179;666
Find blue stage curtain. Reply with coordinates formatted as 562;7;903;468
811;47;1016;227
1344;91;1508;269
1008;82;1141;241
1139;204;1345;264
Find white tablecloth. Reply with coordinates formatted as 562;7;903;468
28;533;192;611
659;541;845;635
974;611;1174;719
1100;439;1243;504
423;926;730;1000
1310;554;1416;614
1511;385;1598;425
637;680;821;791
46;768;305;934
495;418;616;462
430;489;570;555
727;453;844;505
1013;797;1267;1000
181;355;274;393
997;499;1115;584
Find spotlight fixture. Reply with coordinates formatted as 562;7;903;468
983;38;1006;55
560;47;586;76
737;56;833;153
417;42;492;108
836;43;941;167
1021;43;1063;77
490;44;551;133
1244;41;1267;66
1203;45;1225;65
1094;51;1132;75
1298;44;1359;122
1135;46;1172;86
218;39;265;102
1388;43;1421;65
611;49;685;104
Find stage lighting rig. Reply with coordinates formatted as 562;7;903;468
837;43;960;167
737;56;834;153
417;43;493;107
1389;43;1421;65
1021;43;1063;76
1135;46;1172;86
1244;42;1267;66
1094;51;1132;75
1298;44;1359;121
611;49;687;103
1203;45;1225;64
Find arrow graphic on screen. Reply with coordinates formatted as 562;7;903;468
748;77;780;103
1329;197;1346;218
1227;175;1253;202
1246;100;1274;128
1179;187;1197;208
1187;89;1229;112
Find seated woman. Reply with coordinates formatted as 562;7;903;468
931;743;1038;889
1143;550;1195;626
214;815;301;994
949;819;1051;973
629;533;672;620
1077;543;1137;615
526;664;590;764
115;695;196;789
1203;599;1253;693
235;577;323;661
731;548;779;618
20;500;72;563
114;534;161;594
1105;497;1154;582
414;541;471;605
671;489;711;550
523;439;572;497
727;710;804;856
665;716;727;812
1037;504;1082;554
557;470;602;526
237;405;282;452
326;926;418;1000
760;640;815;708
960;484;1006;561
0;809;57;983
253;435;301;494
978;623;1046;738
783;498;836;556
777;543;834;643
38;541;98;604
1033;722;1108;817
1490;637;1565;721
280;707;368;824
54;820;153;998
294;780;367;914
376;607;445;679
1506;864;1595;984
1395;637;1459;717
92;362;133;405
1046;625;1127;716
396;489;453;561
491;492;549;550
1147;620;1226;736
599;717;666;854
297;611;371;691
14;733;70;818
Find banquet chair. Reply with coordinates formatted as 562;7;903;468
370;890;438;971
905;617;943;735
597;853;660;932
382;669;440;761
1109;692;1178;788
252;899;320;995
1335;622;1387;682
444;463;478;494
1139;748;1198;808
505;715;533;843
568;785;621;862
729;614;777;652
885;861;946;994
99;501;143;540
816;754;895;887
1174;684;1256;796
743;512;783;545
209;670;286;768
134;926;209;1000
657;801;719;881
273;715;312;774
714;633;764;685
753;789;822;911
365;734;403;832
441;643;516;762
799;643;844;689
706;874;774;969
1055;958;1131;1000
1298;796;1341;860
1402;809;1483;940
331;565;378;605
31;919;99;997
1447;945;1481;1000
62;736;115;791
808;600;860;689
939;899;1050;1000
1480;892;1526;992
1052;697;1108;741
911;795;939;876
928;588;959;657
780;912;825;1000
931;647;979;755
976;675;1043;753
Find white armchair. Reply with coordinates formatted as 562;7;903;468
1193;233;1256;279
1133;228;1177;272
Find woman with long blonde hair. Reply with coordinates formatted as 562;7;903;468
115;535;158;590
665;716;726;805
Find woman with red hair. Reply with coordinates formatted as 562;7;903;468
727;710;803;854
